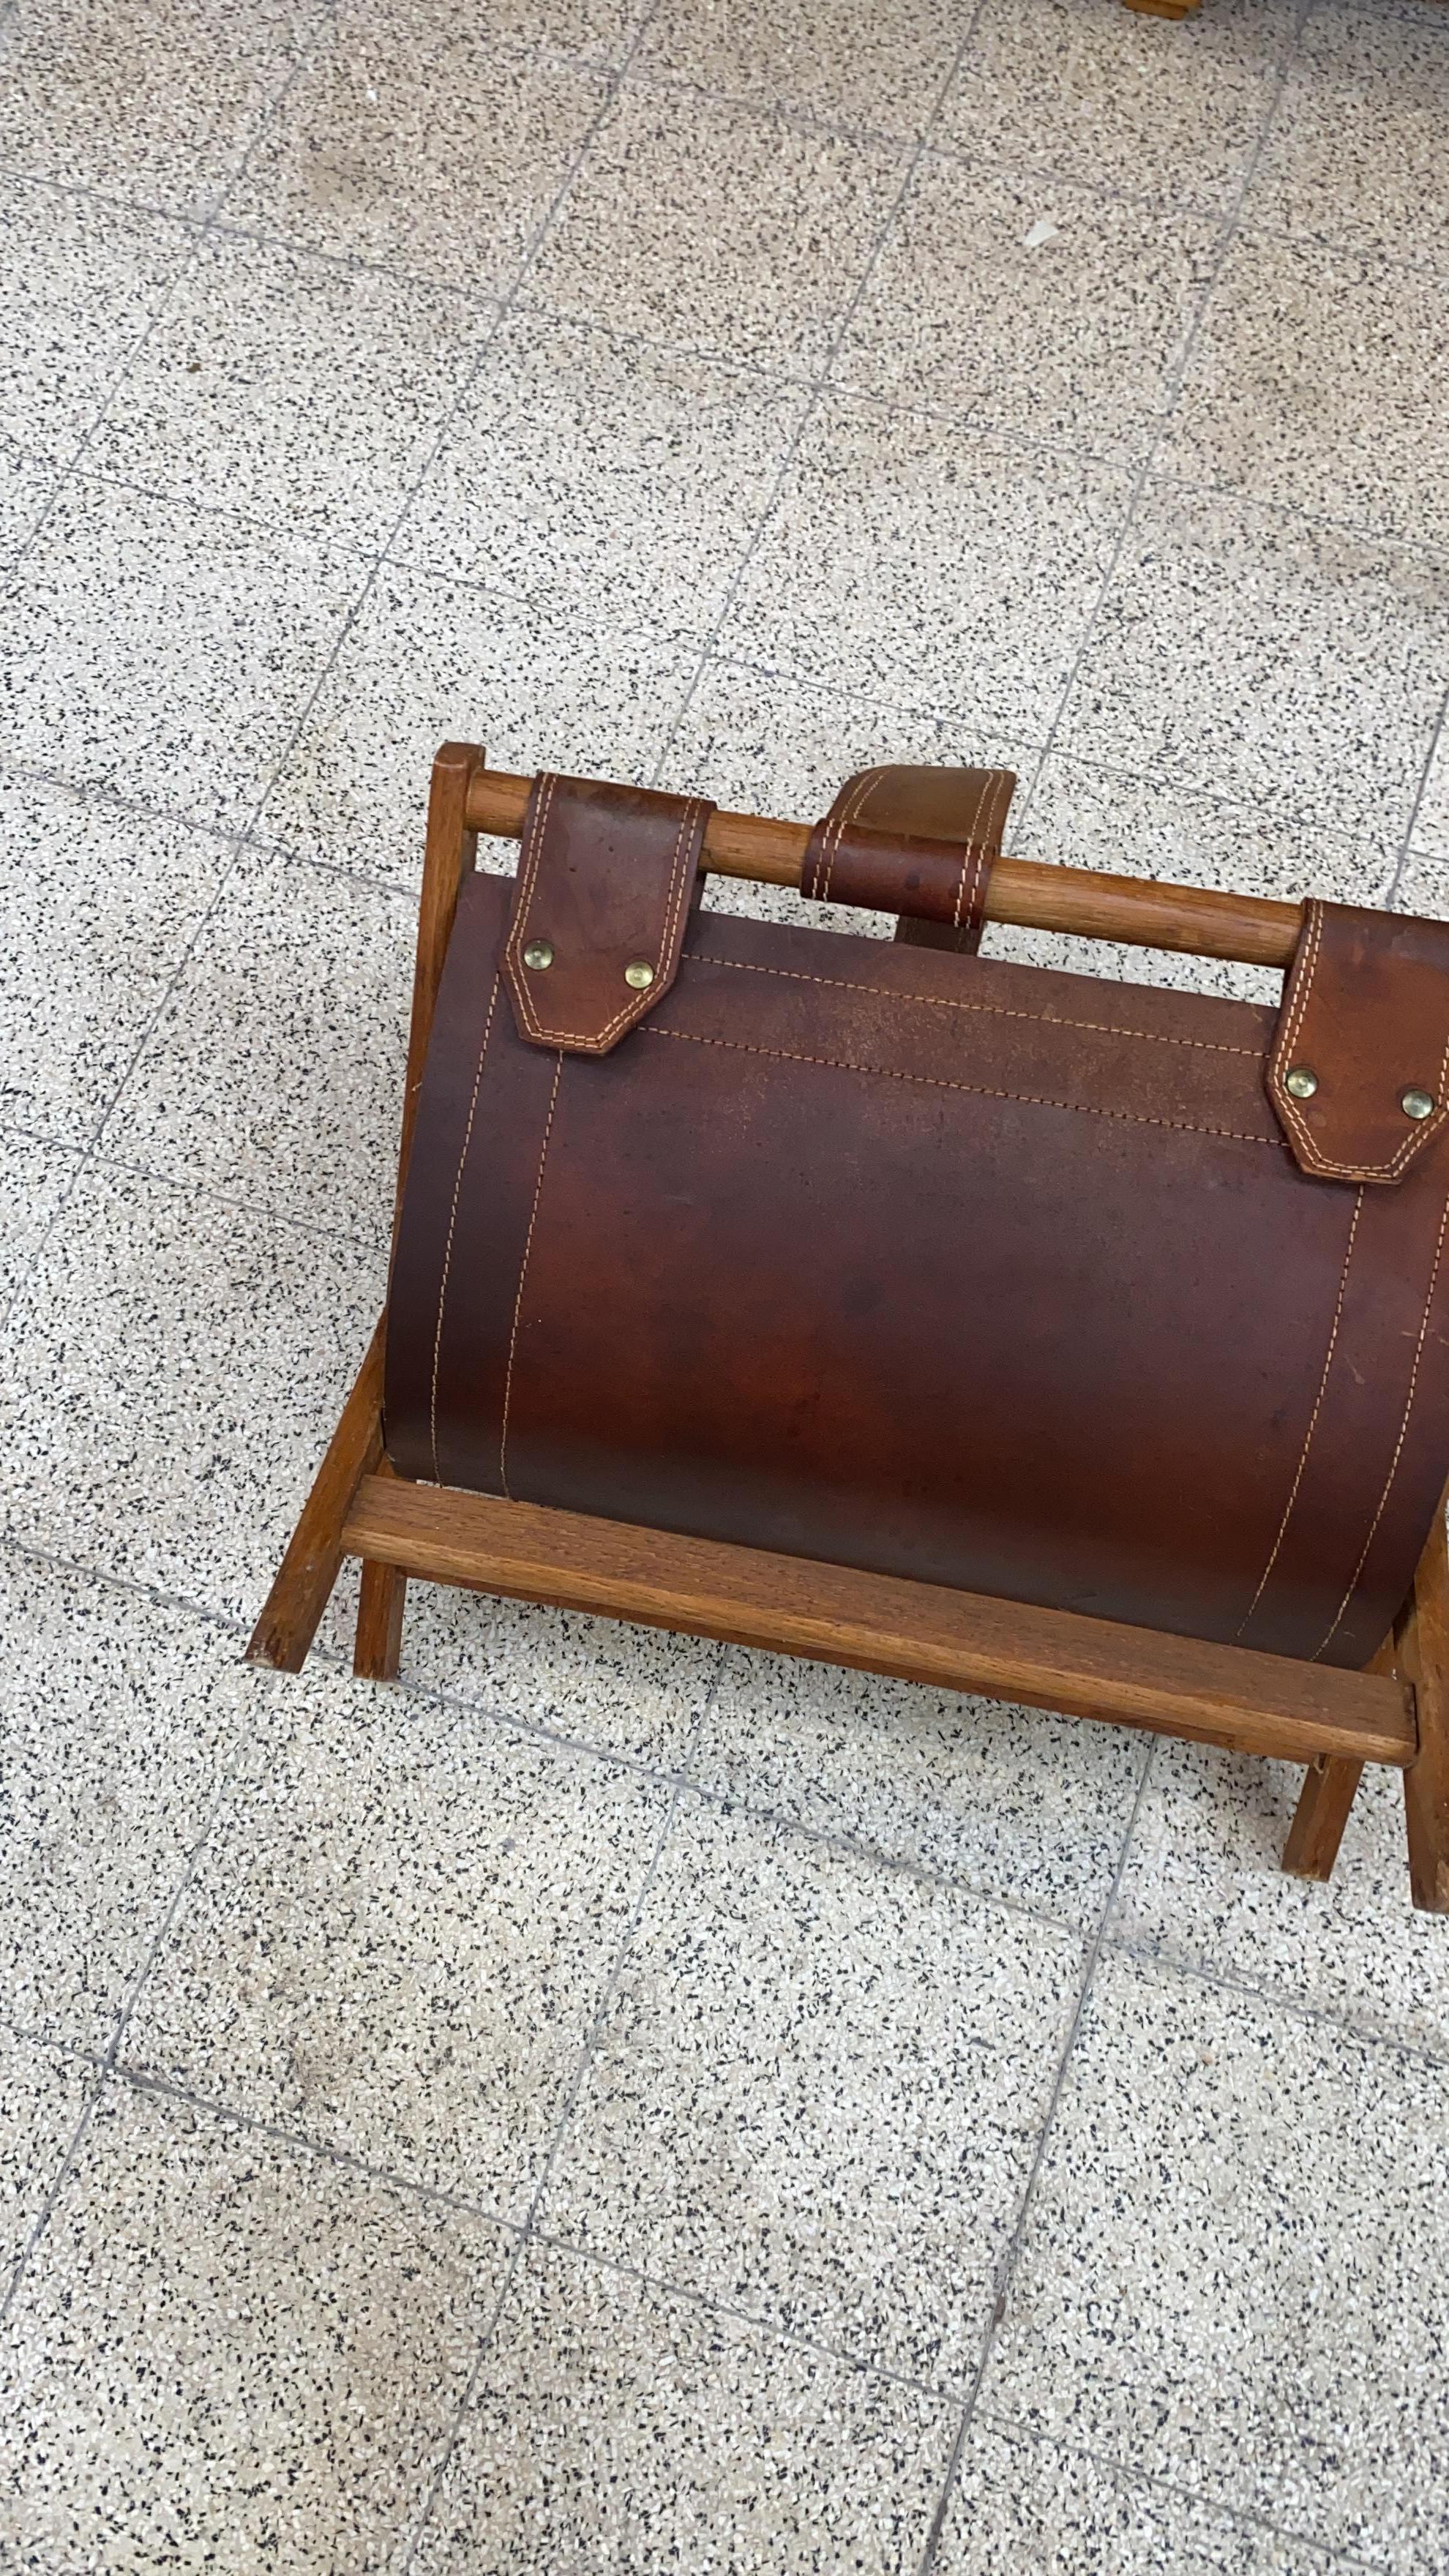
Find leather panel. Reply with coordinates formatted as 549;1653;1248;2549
387;875;1449;1669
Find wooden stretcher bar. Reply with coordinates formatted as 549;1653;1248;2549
247;741;1449;1913
463;767;1303;970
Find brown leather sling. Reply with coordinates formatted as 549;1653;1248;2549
384;767;1449;1673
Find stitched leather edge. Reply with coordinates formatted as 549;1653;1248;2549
503;783;711;1054
1232;1183;1365;1642
1270;899;1449;1183
680;951;1265;1058
646;1023;1286;1150
428;972;501;1485
498;1050;564;1499
1311;1182;1449;1660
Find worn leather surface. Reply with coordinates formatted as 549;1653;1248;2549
801;817;997;938
386;833;1449;1673
804;763;1015;956
502;773;714;1055
1268;898;1449;1183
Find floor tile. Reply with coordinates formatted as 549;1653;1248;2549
393;309;807;633
124;1667;670;2214
0;1552;264;2056
0;771;233;1145
412;2239;958;2574
87;231;489;550
1111;1741;1449;2059
1161;230;1449;553
980;1947;1449;2569
1248;0;1449;268
0;0;315;216
835;157;1218;462
936;0;1292;210
0;2079;512;2567
258;559;700;886
542;1794;1085;2386
0;1128;80;1313
227;21;609;292
992;754;1395;1003
0;1161;382;1625
530;85;905;376
0;449;58;565
1404;720;1449;865
1056;480;1449;844
0;476;367;831
690;1647;1145;1928
720;398;1131;736
0;178;194;468
319;1579;720;1773
106;850;413;1243
0;2032;92;2302
1397;840;1449;911
632;0;963;140
937;2417;1337;2574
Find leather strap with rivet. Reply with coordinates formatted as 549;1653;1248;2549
502;773;715;1057
1268;897;1449;1183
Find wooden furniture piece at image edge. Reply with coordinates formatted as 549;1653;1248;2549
246;742;1449;1917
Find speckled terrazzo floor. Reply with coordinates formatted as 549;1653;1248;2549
1;0;1448;2566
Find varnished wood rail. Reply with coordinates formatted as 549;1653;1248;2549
340;1475;1415;1770
463;767;1303;970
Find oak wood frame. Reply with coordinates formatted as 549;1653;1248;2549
247;743;1449;1914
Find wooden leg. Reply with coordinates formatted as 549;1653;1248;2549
245;1319;385;1673
1282;1755;1364;1882
354;1560;407;1681
1396;1505;1449;1914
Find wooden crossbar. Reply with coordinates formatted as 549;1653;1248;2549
339;1474;1415;1770
463;767;1303;970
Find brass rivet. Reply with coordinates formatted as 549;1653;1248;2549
624;959;655;990
523;940;554;971
1401;1087;1436;1122
1284;1065;1318;1101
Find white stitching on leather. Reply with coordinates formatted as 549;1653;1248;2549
498;1050;564;1499
1273;899;1449;1180
1232;1183;1364;1643
1311;1182;1449;1660
506;790;708;1050
428;971;501;1484
678;951;1266;1057
645;1022;1285;1148
951;769;996;933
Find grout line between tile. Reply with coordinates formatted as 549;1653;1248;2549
915;1742;1157;2574
391;1653;722;2568
969;2402;1385;2576
0;1691;289;2327
1;0;662;1321
1021;0;1321;785
1098;1925;1449;2078
644;0;1002;790
1388;685;1449;906
96;2056;528;2234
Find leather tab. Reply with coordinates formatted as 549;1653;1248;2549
1268;898;1449;1184
802;818;995;934
803;763;1016;954
503;774;714;1055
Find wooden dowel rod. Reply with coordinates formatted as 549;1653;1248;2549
463;768;1302;970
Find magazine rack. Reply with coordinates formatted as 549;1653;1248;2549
247;742;1449;1914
